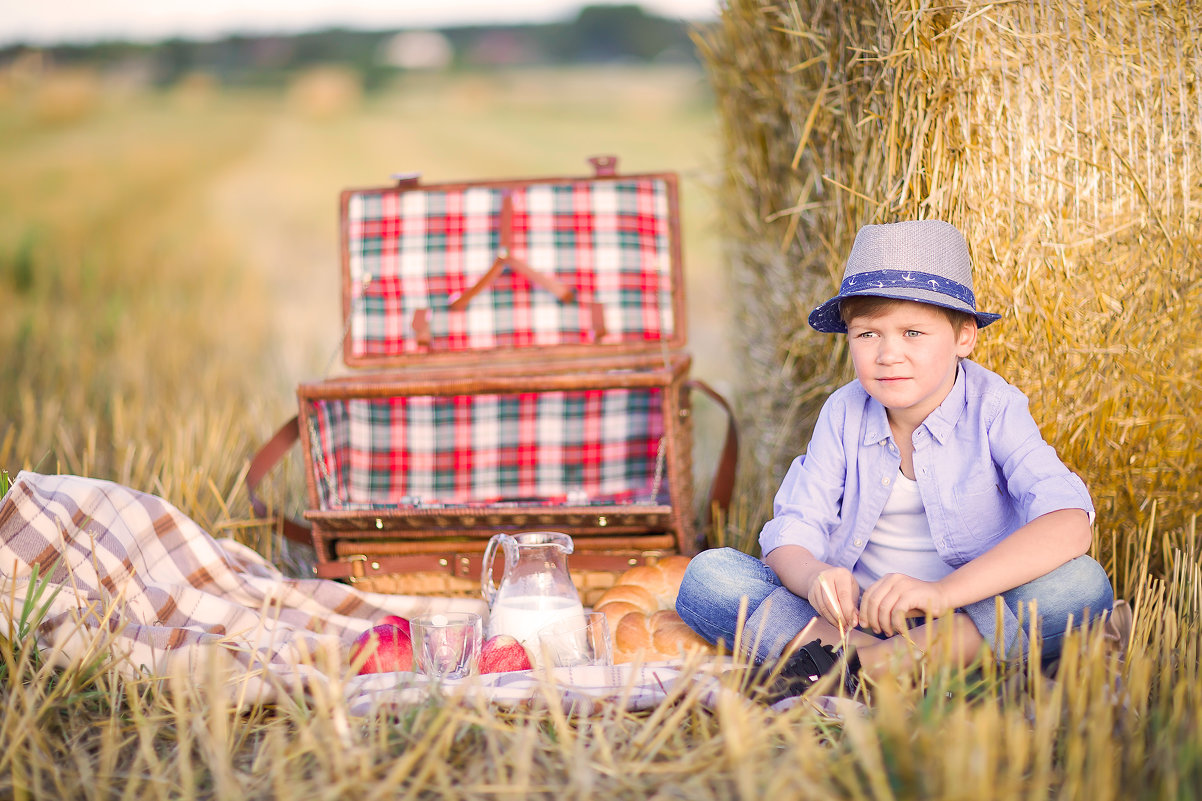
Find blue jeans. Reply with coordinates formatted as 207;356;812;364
675;548;1114;662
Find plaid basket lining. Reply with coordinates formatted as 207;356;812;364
307;388;667;509
346;179;676;356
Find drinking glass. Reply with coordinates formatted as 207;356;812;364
537;611;613;667
410;612;483;680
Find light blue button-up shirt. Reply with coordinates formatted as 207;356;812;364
760;360;1093;570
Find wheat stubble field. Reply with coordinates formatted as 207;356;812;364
1;63;1199;800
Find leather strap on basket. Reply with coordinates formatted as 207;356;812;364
245;416;312;547
412;190;607;347
450;191;576;310
686;379;739;531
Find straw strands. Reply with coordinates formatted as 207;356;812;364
2;518;1200;799
698;0;1202;559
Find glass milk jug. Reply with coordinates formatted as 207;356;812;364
481;531;585;649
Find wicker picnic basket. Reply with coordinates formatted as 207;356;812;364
248;157;736;604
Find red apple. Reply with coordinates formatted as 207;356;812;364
351;623;413;674
478;634;533;674
378;614;411;638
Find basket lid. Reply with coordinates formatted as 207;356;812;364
339;158;686;367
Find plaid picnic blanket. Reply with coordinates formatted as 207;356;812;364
348;660;739;716
0;472;761;714
0;471;483;703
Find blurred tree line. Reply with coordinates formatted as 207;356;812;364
0;4;704;91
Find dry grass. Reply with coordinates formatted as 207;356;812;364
2;45;1201;801
1;477;1199;799
699;0;1202;574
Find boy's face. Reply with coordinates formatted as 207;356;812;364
846;299;978;428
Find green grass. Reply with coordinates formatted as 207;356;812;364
0;64;1199;800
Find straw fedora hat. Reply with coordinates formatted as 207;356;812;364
808;219;1002;334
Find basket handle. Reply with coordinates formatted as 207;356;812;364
246;416;313;547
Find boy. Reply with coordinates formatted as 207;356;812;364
676;220;1113;693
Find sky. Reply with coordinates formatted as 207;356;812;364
1;0;721;47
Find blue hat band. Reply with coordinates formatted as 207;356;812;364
842;269;977;310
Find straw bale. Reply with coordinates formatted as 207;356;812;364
699;0;1201;550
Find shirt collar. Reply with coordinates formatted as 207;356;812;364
861;362;969;447
862;398;892;447
922;362;968;444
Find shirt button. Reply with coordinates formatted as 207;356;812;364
881;476;891;486
854;538;864;547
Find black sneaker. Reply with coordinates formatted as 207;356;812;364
746;639;860;705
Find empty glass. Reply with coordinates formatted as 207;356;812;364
410;612;483;680
537;611;613;668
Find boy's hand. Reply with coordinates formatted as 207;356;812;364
807;568;861;631
859;574;951;636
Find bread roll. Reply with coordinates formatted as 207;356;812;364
651;619;710;657
594;584;658;615
614;612;654;663
595;555;714;664
648;608;680;630
613;612;711;663
596;600;642;637
614;565;675;607
656;555;690;592
600;557;690;610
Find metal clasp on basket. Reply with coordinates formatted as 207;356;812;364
588;155;618;176
391;172;421;187
342;553;372;582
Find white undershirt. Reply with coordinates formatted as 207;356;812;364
853;470;954;591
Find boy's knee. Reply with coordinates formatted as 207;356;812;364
1017;554;1114;629
677;547;765;609
682;547;733;579
677;547;732;603
1064;555;1114;616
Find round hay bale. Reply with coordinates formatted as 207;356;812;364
700;0;1201;574
287;65;363;118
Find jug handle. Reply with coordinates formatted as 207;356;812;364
481;533;513;605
